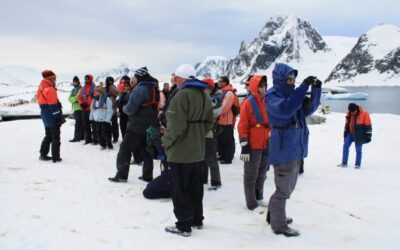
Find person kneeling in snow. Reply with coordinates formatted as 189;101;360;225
238;75;270;214
265;63;321;237
338;103;372;169
90;84;114;150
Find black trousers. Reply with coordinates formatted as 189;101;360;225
216;125;235;162
202;138;221;186
95;121;112;148
171;162;204;232
40;126;61;159
82;110;92;143
119;113;128;138
115;131;153;179
73;110;84;140
111;113;119;141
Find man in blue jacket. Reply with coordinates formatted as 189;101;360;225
265;63;321;237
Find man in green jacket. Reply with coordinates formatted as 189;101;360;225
68;76;84;142
163;64;214;237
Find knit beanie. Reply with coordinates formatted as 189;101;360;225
42;70;56;80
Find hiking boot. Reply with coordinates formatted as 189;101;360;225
266;211;293;225
69;139;80;142
100;146;107;150
355;165;361;169
208;185;221;191
191;224;203;229
138;176;153;182
83;140;92;145
108;145;113;150
108;176;128;183
52;158;62;163
39;155;52;161
112;139;118;143
251;206;265;214
273;227;300;237
165;226;191;237
257;199;268;207
91;141;99;145
337;163;348;168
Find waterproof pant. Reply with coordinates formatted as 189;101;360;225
111;113;119;142
171;162;204;232
342;133;363;166
91;120;98;143
143;168;172;199
202;138;221;186
119;113;128;138
40;126;61;160
115;131;153;179
73;110;84;141
268;160;300;231
217;125;235;162
95;121;112;148
244;149;269;210
82;110;92;143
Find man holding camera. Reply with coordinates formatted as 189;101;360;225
265;63;321;237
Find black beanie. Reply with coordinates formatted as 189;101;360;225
105;76;114;84
348;103;358;113
73;76;80;83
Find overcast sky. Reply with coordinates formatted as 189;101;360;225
0;0;399;78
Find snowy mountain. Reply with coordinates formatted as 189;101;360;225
194;56;229;79
195;15;355;83
0;65;41;86
325;24;400;85
226;15;330;81
95;63;136;83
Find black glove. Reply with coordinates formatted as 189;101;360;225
240;139;251;162
313;79;322;88
302;97;311;109
80;103;88;109
158;112;167;127
303;76;316;86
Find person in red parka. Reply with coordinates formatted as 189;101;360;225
238;75;270;213
37;70;65;163
78;74;97;144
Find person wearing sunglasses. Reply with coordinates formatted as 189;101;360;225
265;63;322;237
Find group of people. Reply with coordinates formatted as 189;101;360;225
36;62;372;238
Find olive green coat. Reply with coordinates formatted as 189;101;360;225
162;87;214;163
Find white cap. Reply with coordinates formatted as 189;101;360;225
174;64;196;79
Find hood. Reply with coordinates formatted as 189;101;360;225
180;78;209;90
40;79;55;88
85;74;94;84
248;75;266;98
221;84;236;92
271;63;298;97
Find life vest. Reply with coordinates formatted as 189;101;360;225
248;94;268;128
218;90;240;116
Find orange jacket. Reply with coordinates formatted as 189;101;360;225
344;106;372;144
37;79;59;106
238;75;270;149
78;75;95;111
217;85;236;125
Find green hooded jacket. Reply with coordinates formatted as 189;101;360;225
162;84;214;163
68;85;82;111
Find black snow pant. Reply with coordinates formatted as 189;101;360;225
91;120;98;143
111;113;119;142
82;110;92;143
143;168;172;199
95;121;112;148
40;126;61;160
73;110;84;141
115;131;153;180
170;162;204;233
202;138;221;186
119;113;128;139
217;125;235;162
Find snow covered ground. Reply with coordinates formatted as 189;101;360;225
0;113;399;250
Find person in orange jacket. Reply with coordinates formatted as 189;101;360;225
78;74;97;144
338;103;372;168
216;76;237;164
238;75;270;213
37;70;65;163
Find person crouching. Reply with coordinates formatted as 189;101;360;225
238;75;270;213
90;84;114;150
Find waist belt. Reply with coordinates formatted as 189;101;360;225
272;121;300;130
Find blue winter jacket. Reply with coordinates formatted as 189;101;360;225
265;63;321;165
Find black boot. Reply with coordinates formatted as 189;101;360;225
273;227;300;237
108;176;128;183
52;157;62;163
39;155;52;161
266;211;293;225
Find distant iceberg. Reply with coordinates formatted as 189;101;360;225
324;92;368;100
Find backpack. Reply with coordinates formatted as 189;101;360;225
219;90;240;116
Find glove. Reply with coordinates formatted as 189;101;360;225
313;79;322;88
80;103;88;109
303;76;316;86
240;139;251;162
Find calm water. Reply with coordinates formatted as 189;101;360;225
320;86;400;115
